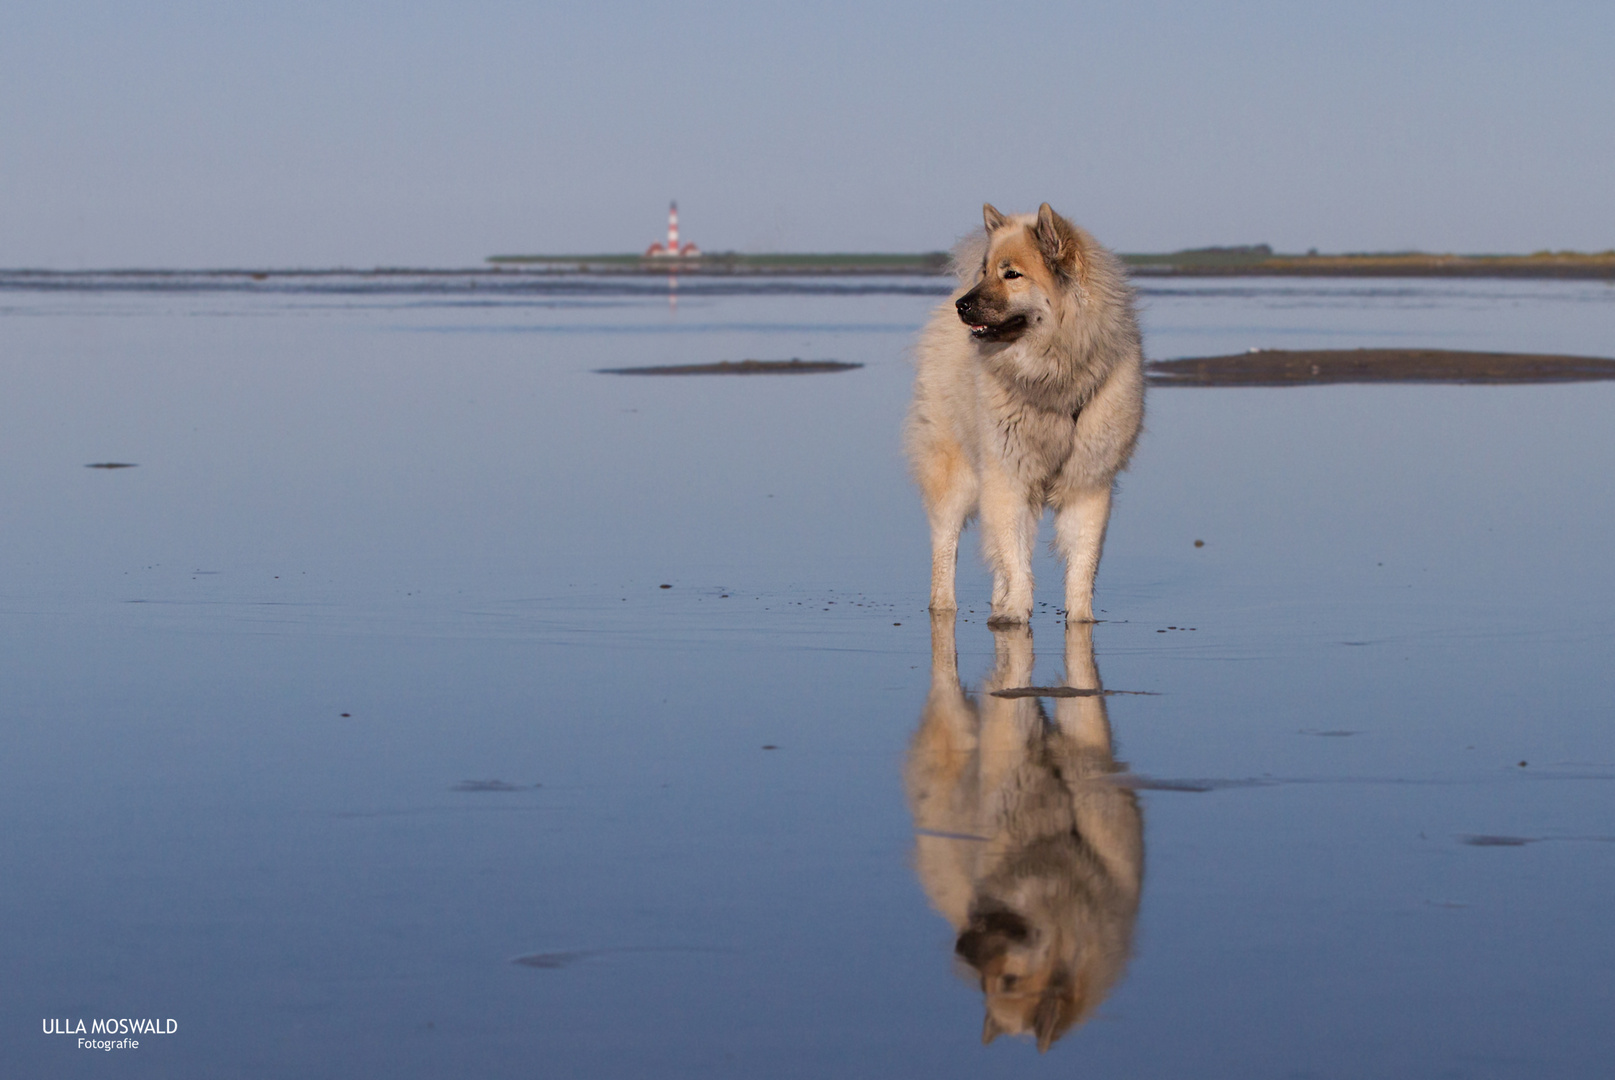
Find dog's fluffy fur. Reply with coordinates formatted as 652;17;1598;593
907;616;1143;1051
905;203;1144;623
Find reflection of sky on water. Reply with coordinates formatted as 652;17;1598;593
2;277;1612;1077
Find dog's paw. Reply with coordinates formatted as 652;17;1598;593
985;610;1030;628
1063;596;1095;623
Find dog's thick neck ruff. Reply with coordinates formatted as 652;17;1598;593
975;328;1109;422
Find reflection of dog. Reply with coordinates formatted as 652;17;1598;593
905;203;1144;624
906;615;1143;1051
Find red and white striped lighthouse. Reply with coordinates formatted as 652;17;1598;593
646;201;700;258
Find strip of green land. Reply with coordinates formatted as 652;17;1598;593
485;252;951;274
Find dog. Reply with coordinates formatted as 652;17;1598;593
905;203;1144;624
906;615;1144;1051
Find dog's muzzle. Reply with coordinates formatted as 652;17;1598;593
956;292;1027;342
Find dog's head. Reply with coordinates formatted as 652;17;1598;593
955;203;1085;346
955;905;1089;1053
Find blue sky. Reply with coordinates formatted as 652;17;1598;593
3;1;1611;266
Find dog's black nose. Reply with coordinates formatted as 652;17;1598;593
955;296;971;315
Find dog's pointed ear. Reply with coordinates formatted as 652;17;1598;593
1034;993;1062;1054
983;203;1008;233
1036;203;1083;281
981;1013;1002;1046
1033;964;1082;1053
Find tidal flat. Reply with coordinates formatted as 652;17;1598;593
2;273;1612;1078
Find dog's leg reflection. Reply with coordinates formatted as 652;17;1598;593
906;617;1143;1052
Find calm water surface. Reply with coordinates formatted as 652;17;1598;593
3;274;1613;1077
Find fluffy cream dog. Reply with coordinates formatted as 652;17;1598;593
905;204;1144;624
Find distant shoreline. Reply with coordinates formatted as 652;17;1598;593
484;249;1615;279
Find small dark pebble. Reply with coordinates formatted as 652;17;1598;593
893;622;901;626
340;712;351;718
659;584;672;589
761;745;778;750
1194;539;1205;547
1519;761;1528;767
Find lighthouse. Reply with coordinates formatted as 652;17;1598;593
645;201;700;258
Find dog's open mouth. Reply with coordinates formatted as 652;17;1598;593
965;314;1028;341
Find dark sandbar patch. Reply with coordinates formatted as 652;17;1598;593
511;945;731;970
991;685;1158;698
599;359;862;376
1147;348;1615;387
451;779;531;792
512;951;591;969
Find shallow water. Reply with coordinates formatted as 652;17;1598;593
4;274;1613;1077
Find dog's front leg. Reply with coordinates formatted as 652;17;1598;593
980;466;1035;626
1054;485;1112;622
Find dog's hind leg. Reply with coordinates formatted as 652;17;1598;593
917;440;977;613
1053;485;1112;623
980;467;1036;626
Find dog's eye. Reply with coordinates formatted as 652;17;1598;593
1002;269;1022;279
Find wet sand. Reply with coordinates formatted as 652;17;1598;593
4;274;1613;1079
